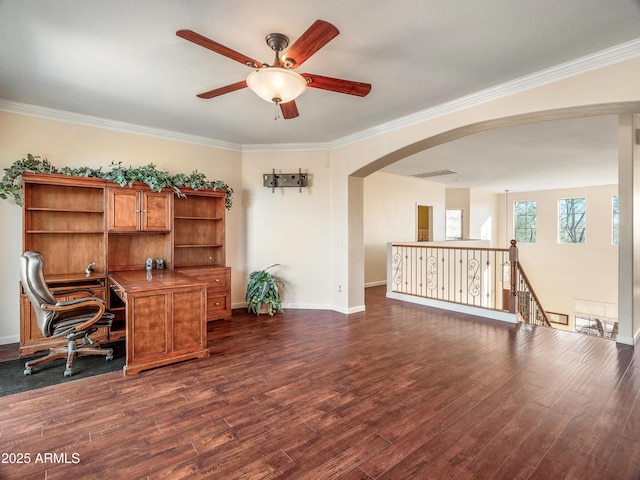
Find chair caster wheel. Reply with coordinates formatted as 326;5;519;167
106;353;113;361
64;369;72;377
24;367;32;375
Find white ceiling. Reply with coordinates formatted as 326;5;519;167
383;115;620;193
1;0;639;192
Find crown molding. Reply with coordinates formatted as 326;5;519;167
2;38;640;153
241;142;329;152
0;99;242;151
326;37;640;150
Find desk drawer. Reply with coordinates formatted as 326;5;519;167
180;267;229;291
177;266;231;321
207;293;230;318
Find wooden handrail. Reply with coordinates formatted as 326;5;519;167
515;260;551;326
392;243;509;253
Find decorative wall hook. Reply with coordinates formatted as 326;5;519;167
263;168;308;193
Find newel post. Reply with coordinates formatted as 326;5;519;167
508;239;518;313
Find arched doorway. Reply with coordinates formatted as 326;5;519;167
341;106;640;346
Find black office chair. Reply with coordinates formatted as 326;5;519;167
20;251;114;377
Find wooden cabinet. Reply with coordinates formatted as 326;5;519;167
19;173;231;362
23;175;106;276
172;189;226;267
173;189;231;322
108;187;171;232
109;270;209;376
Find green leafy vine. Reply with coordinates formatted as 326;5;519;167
0;154;233;209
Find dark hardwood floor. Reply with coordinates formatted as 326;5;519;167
1;286;639;479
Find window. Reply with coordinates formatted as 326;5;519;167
575;315;617;340
558;197;586;244
613;195;619;245
574;299;618;341
445;209;462;240
514;201;536;243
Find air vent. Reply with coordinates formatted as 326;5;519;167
412;169;458;179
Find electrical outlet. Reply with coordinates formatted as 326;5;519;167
337;285;342;292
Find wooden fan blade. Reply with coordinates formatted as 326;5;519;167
301;74;371;97
177;29;263;68
279;100;299;119
197;80;247;99
282;20;339;69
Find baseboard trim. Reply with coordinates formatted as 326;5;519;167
386;291;518;324
232;302;365;315
331;304;366;315
0;335;19;345
617;333;636;347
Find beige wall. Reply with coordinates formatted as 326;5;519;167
445;188;470;239
501;185;619;331
241;149;333;308
363;172;446;285
470;189;500;245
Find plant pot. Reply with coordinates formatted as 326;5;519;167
258;303;282;315
259;303;271;315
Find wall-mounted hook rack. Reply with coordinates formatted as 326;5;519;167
263;168;308;193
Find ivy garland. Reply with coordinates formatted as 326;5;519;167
0;154;233;209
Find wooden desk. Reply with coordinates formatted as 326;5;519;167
109;270;209;376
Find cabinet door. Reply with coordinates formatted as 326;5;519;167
108;189;171;232
142;191;171;231
126;287;205;368
108;189;140;232
129;292;169;361
172;289;206;351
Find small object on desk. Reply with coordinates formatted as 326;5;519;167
156;258;165;269
85;262;95;276
145;258;153;271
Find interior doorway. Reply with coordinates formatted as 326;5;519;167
417;204;433;241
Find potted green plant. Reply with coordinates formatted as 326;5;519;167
245;264;284;315
1;155;234;209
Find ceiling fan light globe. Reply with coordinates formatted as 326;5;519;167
246;67;307;104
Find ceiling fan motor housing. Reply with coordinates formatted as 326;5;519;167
266;33;289;52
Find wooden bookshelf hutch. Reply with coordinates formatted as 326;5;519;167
19;172;231;360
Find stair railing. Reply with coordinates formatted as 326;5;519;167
390;239;551;326
509;240;551;326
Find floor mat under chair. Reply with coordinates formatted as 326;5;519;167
0;341;125;397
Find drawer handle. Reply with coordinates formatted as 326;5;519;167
215;302;220;306
215;279;220;282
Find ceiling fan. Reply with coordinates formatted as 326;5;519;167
176;20;372;119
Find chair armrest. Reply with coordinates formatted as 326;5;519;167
53;297;106;308
42;298;107;332
50;287;98;296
